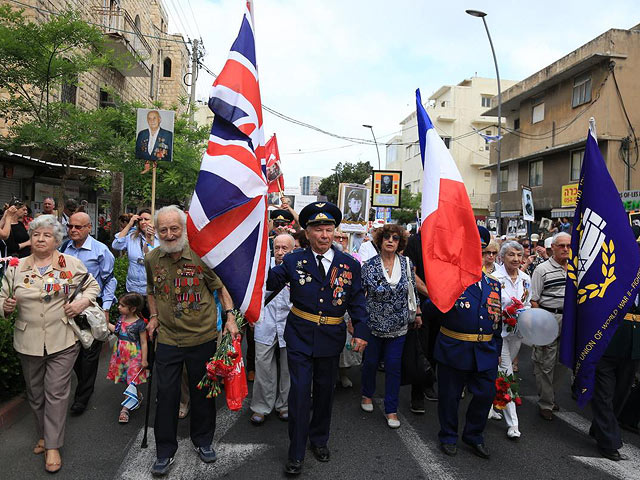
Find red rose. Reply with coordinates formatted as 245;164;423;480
8;257;19;267
514;397;522;406
504;394;511;403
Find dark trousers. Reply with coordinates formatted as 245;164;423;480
361;334;406;414
411;321;438;399
619;377;640;428
154;340;217;459
287;350;339;461
73;340;103;407
245;326;256;372
437;363;497;445
590;355;639;450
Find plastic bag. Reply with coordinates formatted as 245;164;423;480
224;336;248;411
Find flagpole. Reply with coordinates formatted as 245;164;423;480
151;162;157;218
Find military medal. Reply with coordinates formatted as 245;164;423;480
299;278;305;285
44;295;51;302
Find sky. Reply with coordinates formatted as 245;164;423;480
163;0;639;188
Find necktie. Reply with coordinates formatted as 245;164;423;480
316;255;326;280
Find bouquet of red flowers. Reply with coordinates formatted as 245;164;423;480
197;311;248;407
502;297;525;333
493;371;521;409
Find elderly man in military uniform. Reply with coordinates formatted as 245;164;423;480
267;202;369;476
424;226;502;459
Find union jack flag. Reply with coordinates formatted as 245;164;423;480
187;1;268;324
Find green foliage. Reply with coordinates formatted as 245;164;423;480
391;188;421;225
318;161;373;203
0;312;24;401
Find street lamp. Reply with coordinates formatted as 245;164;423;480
362;124;381;170
466;9;503;235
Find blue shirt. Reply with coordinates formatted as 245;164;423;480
63;235;117;309
112;231;157;295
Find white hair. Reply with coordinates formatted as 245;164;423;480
274;233;295;248
552;232;571;245
28;214;65;245
154;205;187;229
499;240;524;260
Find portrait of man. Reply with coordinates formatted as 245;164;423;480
629;211;640;228
343;187;366;223
381;174;393;194
135;109;174;162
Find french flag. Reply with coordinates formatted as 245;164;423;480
416;89;482;313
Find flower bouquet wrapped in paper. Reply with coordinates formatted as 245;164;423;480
493;371;521;409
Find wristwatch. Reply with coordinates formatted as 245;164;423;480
223;309;235;316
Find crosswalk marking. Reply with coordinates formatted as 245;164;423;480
115;405;271;480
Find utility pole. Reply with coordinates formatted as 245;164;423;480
189;38;199;123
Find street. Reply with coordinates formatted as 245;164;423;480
1;343;639;480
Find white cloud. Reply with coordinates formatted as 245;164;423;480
169;0;639;187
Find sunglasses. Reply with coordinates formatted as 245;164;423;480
67;224;89;230
483;251;498;256
521;244;530;248
383;233;400;241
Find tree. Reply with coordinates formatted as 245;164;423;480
318;161;373;203
391;188;421;225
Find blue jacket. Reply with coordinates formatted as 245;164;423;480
427;274;502;372
267;246;369;357
135;127;173;162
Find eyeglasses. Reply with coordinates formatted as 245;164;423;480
521;244;530;248
383;233;400;242
67;224;89;230
335;235;347;241
483;251;498;256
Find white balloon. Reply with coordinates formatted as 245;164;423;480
517;308;559;346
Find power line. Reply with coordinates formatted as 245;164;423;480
185;0;203;40
165;0;191;41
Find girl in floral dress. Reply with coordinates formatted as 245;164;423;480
107;292;149;423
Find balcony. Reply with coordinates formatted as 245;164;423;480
93;7;152;77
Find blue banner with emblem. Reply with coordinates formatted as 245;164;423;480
560;126;640;407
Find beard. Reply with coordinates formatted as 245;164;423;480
159;231;188;254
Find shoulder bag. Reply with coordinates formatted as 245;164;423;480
67;272;109;349
405;257;417;323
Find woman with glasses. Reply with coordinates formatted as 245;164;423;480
360;224;420;428
482;240;500;278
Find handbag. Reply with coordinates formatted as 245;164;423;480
405;257;417;323
67;273;109;349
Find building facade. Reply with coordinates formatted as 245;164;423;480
483;23;640;227
300;175;323;196
386;76;516;215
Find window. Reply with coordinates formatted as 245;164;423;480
60;83;77;105
499;167;509;192
149;64;155;99
405;145;411;160
485;130;491;151
99;89;115;108
532;96;544;124
481;95;492;108
572;73;592;107
529;160;543;186
441;136;451;149
163;57;172;77
570;149;584;181
514;118;520;130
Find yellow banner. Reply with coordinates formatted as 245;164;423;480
562;184;578;207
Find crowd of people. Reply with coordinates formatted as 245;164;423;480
0;196;638;476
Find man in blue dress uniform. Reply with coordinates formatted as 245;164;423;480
425;226;502;459
267;201;369;476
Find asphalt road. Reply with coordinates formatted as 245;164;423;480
1;342;639;480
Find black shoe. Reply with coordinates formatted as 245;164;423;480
151;457;174;476
424;387;438;402
463;440;490;459
410;396;426;414
440;443;457;456
597;446;626;461
284;459;303;475
310;445;330;462
70;402;86;415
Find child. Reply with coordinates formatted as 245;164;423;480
107;292;149;423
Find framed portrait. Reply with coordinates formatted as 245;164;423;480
506;219;518;237
629;210;640;228
371;170;402;208
338;183;370;233
486;216;498;235
539;217;552;232
522;186;534;222
135;108;175;162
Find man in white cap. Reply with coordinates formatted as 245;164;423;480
357;220;385;262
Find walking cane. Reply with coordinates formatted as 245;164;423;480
141;331;157;448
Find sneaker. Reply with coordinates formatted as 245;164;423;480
507;426;521;439
488;408;503;421
195;445;217;463
151;457;174;476
410;396;425;414
424;387;438;402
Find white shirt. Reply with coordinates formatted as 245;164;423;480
494;264;532;338
255;258;291;347
311;246;334;273
147;129;159;155
357;240;378;263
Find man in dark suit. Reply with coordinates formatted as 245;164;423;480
424;226;502;459
267;202;369;476
135;110;173;163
